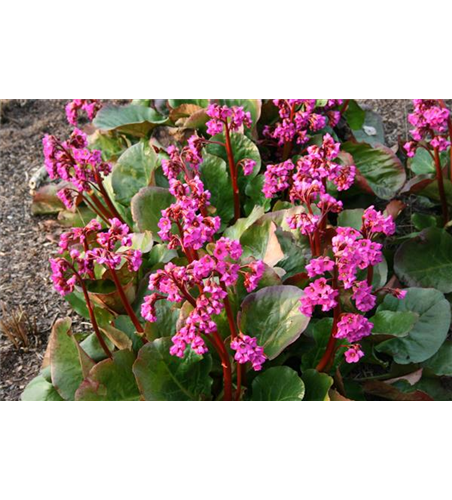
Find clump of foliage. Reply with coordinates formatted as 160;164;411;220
23;99;452;401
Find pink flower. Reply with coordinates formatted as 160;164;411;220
344;345;365;364
206;104;252;136
352;281;376;312
243;260;265;292
50;258;77;296
57;188;78;210
230;335;267;371
306;257;335;278
335;314;373;343
287;212;320;235
363;206;396;237
214;237;243;261
65;99;101;125
263;160;295;198
141;294;159;322
242;159;256;176
300;278;339;316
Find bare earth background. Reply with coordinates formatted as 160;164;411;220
0;99;411;401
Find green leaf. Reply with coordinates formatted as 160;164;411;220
239;286;310;360
131;186;175;240
79;333;114;363
422;341;452;376
76;350;140;401
302;369;334;401
142;301;180;341
251;367;305;401
244;174;272;214
168;99;209;108
371;310;419;337
275;229;311;279
112;142;158;205
342;142;406;200
408;148;436;175
419;179;452;207
240;220;284;267
375;288;451;364
94;105;167;137
411;213;438;231
21;375;64;401
344;100;366;130
394;228;452;293
200;153;234;226
133;338;213;401
338;209;364;230
49;318;93;401
224;206;265;240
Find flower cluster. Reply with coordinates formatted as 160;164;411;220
231;334;266;371
66;99;102;126
162;136;204;180
50;218;142;296
206;104;253;136
43;128;111;209
158;176;221;251
299;206;403;363
264;99;343;147
142;238;265;366
264;133;355;206
404;99;451;157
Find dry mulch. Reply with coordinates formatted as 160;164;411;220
0;99;415;401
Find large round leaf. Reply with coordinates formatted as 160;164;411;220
131;186;175;240
94;105;167;137
394;228;452;293
239;285;310;360
75;350;140;401
251;367;305;401
342;142;406;200
302;369;334;401
422;341;452;376
50;318;94;401
375;288;451;364
22;374;64;401
112;142;158;205
133;338;213;401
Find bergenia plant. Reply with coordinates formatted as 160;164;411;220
404;99;452;223
23;98;452;402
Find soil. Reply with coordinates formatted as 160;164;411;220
0;99;427;401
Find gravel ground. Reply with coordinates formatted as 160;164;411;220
0;99;416;401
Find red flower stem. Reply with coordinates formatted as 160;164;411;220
109;267;144;335
224;121;241;222
433;147;449;224
80;195;110;225
316;268;341;373
86;193;112;223
221;285;238;341
367;266;374;287
94;171;127;226
340;99;350;115
438;100;452;181
213;330;233;401
67;264;113;359
235;363;246;401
